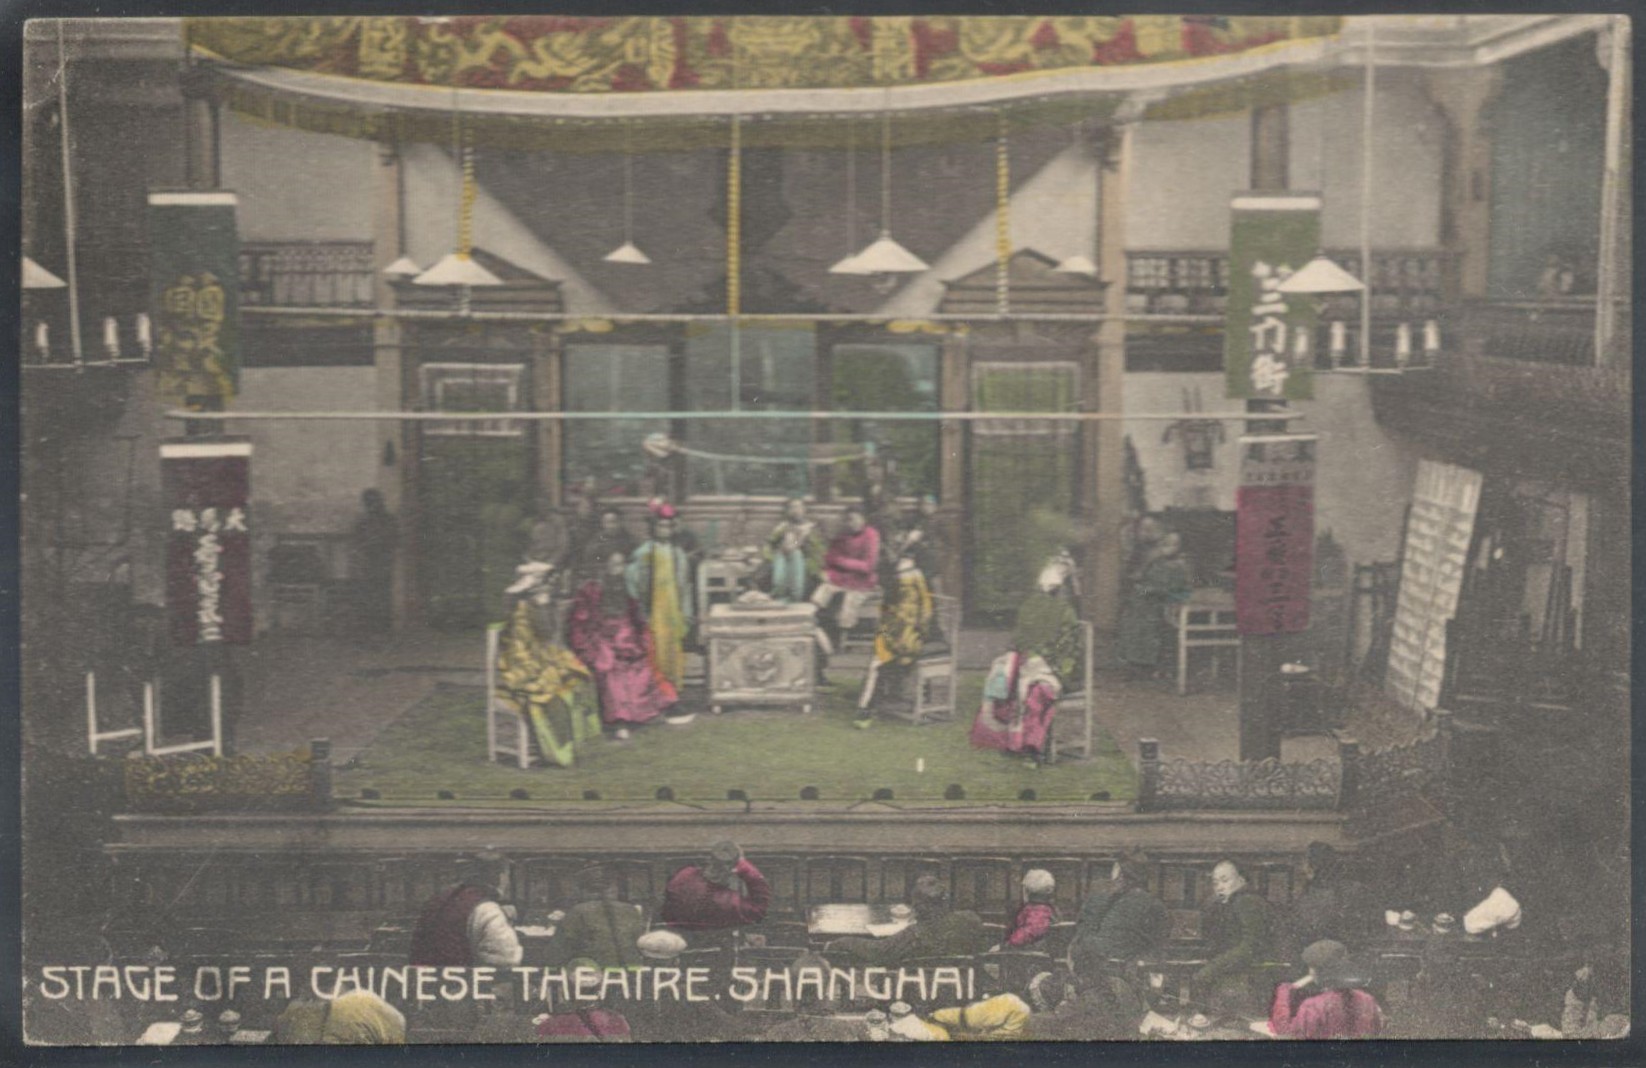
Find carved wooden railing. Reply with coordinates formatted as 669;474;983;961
240;241;375;308
1134;739;1345;812
1125;248;1455;319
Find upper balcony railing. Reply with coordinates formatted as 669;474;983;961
240;240;375;309
1125;248;1454;320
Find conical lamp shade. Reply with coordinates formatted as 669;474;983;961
383;255;423;278
413;252;503;287
851;232;928;274
828;251;873;276
1054;254;1098;277
1278;254;1365;295
603;241;652;266
23;255;65;290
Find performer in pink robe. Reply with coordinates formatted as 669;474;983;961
970;650;1063;762
568;551;677;731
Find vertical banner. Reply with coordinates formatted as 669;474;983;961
163;440;253;646
1235;434;1316;635
148;191;240;404
1224;193;1320;401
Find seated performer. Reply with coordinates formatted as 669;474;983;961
1013;552;1084;687
568;551;678;738
573;507;637;583
970;646;1064;767
626;509;694;694
855;555;934;727
495;564;601;768
810;505;881;648
764;497;825;603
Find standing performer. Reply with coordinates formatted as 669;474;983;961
626;508;694;691
568;550;678;737
856;555;934;727
764;497;825;603
1116;531;1192;678
494;566;601;768
1013;553;1084;686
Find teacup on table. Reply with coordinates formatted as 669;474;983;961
889;904;913;921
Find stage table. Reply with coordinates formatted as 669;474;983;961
703;601;818;715
808;903;913;940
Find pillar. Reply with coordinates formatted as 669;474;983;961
534;328;565;508
938;330;968;597
180;62;220;191
372;142;412;625
1250;103;1290;192
1419;66;1503;300
1088;122;1132;634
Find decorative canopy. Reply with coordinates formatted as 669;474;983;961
187;16;1346;149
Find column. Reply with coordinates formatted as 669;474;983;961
180;63;220;191
938;330;968;597
534;328;565;508
1420;66;1503;301
1089;122;1132;634
371;142;412;624
1250;103;1290;192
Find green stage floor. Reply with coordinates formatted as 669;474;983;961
336;672;1136;808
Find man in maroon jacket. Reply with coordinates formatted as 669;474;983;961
660;841;771;932
409;850;523;967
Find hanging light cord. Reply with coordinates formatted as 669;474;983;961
845;121;858;257
728;115;742;317
996;111;1012;316
622;121;635;245
880;110;893;236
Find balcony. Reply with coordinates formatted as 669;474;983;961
1371;297;1629;488
240;240;375;309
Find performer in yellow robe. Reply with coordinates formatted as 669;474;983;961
625;510;694;691
494;568;600;768
856;555;935;725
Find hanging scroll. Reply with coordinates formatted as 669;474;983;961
148;191;241;405
163;440;254;646
1224;193;1319;401
1235;433;1316;636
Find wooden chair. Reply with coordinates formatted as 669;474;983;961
951;856;1015;921
804;855;871;905
1048;621;1096;763
981;948;1054;997
836;590;884;655
486;623;534;769
881;594;961;725
1042;921;1080;961
879;857;947;905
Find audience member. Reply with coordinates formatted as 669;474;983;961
532;962;633;1042
1279;843;1377;959
1069;854;1169;979
926;992;1033;1040
828;875;984;967
661;841;771;932
1268;940;1384;1039
275;988;407;1045
548;865;648;970
408;850;522;967
1195;860;1273;1016
1001;869;1059;949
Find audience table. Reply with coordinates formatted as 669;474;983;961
807;903;913;940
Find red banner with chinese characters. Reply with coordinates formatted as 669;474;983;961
1235;434;1316;635
163;440;254;645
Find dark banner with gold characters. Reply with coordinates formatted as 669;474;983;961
148;191;241;404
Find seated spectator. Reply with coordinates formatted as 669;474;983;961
1279;843;1377;959
827;875;985;967
549;865;647;970
661;840;771;932
925;992;1033;1040
409;850;522;967
1025;968;1147;1041
1000;869;1059;949
1269;940;1384;1039
532;961;632;1042
275;988;407;1045
1195;860;1274;1017
1069;853;1169;980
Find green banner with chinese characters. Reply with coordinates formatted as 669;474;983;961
1223;193;1319;401
148;191;241;404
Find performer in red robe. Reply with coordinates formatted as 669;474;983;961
567;551;677;733
970;650;1063;763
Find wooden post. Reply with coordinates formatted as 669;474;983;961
208;673;223;757
1418;67;1503;301
534;328;564;508
1137;738;1160;811
938;331;967;598
1336;735;1360;811
372;141;412;626
1090;121;1132;635
309;739;334;810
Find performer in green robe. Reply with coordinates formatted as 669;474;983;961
626;509;694;691
1014;553;1084;685
1116;532;1192;676
494;567;600;768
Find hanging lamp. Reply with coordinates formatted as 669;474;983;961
848;112;927;275
829;121;872;275
604;121;652;265
415;85;502;293
383;255;422;278
1277;254;1365;295
22;255;66;289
